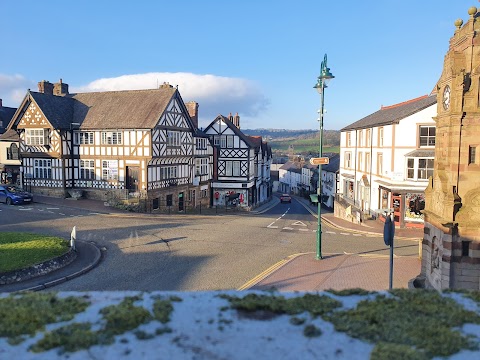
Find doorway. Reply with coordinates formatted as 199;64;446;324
178;192;184;212
126;166;140;193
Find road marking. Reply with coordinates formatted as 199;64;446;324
291;221;307;226
18;208;33;211
47;207;60;210
352;233;362;237
340;232;351;236
298;228;309;231
267;221;277;228
59;213;66;216
325;231;336;234
283;227;294;230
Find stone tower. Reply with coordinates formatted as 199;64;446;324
421;6;480;290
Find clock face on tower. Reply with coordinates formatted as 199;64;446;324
443;85;451;110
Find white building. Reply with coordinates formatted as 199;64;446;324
0;100;20;184
335;95;436;228
203;113;272;208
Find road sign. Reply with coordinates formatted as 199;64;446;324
309;157;329;165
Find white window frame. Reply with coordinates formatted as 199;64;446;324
101;131;122;145
195;158;208;175
233;161;241;176
358;152;363;171
220;135;227;148
26;129;48;146
378;127;384;147
76;132;94;145
102;160;119;181
377;153;383;175
365;152;371;172
366;129;371;147
417;158;434;180
80;160;95;180
167;131;181;146
196;138;207;150
345;152;352;168
161;166;177;180
34;159;52;179
227;136;234;149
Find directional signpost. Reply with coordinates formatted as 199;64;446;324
309;157;330;166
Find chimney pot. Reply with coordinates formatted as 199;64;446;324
38;80;54;95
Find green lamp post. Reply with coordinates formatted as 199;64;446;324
313;54;334;260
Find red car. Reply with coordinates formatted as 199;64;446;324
280;194;292;203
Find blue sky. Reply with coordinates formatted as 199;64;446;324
0;0;477;130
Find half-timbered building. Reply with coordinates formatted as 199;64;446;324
204;113;272;208
7;80;213;212
0;99;20;184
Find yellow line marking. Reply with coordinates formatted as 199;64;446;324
237;252;312;291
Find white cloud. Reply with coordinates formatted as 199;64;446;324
0;74;34;107
73;72;270;127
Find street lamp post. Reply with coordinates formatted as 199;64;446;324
313;54;334;260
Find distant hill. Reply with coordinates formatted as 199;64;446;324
242;128;340;155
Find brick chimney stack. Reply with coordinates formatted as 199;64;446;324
53;78;69;96
233;112;240;129
38;80;54;94
186;101;199;129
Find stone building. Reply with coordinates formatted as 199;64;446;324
420;6;480;290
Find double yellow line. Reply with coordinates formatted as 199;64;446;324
237;252;312;290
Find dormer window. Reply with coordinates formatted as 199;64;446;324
26;129;49;146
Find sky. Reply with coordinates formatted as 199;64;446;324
0;0;478;130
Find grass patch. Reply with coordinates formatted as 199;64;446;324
325;289;480;359
100;296;152;336
30;323;104;353
221;293;341;318
0;232;69;272
327;288;374;296
0;292;90;340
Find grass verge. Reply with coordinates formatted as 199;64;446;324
0;232;70;273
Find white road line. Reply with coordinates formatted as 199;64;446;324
340;232;351;236
291;221;307;226
18;208;33;211
283;227;294;230
325;231;336;234
267;221;277;227
59;213;66;215
352;233;363;237
47;207;60;210
298;228;309;231
267;226;278;229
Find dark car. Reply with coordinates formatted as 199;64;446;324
0;185;33;205
280;194;292;203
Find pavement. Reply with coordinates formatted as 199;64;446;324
1;193;423;293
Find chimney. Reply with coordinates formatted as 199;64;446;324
159;82;173;89
53;78;69;96
0;99;2;107
38;80;54;94
233;112;240;129
186;101;199;129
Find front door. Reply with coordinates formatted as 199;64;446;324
178;192;184;212
126;166;140;193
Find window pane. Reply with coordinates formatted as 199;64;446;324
407;159;414;168
420;127;428;136
419;159;426;168
427;159;434;168
407;169;414;178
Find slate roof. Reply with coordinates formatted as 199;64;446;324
404;149;435;158
30;92;74;129
322;153;340;173
20;88;179;130
0;129;19;141
279;161;303;173
0;105;17;134
341;95;437;131
72;88;176;129
205;115;256;148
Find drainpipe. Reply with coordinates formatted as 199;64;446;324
369;127;373;215
354;130;358;207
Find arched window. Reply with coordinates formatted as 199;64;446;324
7;143;19;160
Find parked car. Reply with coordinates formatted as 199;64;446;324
0;185;33;205
280;194;292;203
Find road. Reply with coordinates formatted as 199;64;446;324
0;196;419;291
